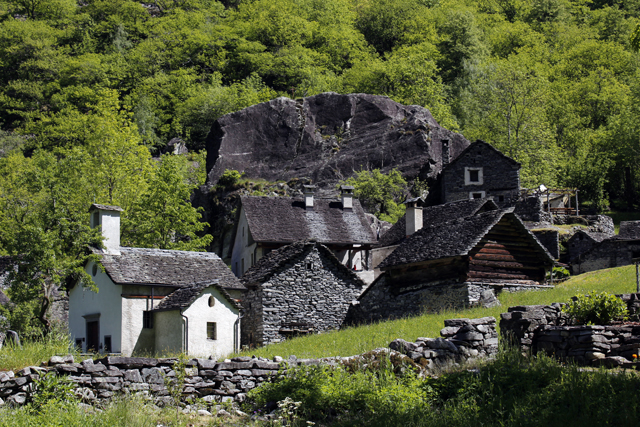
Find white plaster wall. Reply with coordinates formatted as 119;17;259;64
231;208;257;277
183;286;239;359
154;310;183;355
68;261;123;353
335;249;363;270
100;212;121;254
121;296;155;356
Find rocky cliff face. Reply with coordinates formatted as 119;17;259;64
205;93;469;191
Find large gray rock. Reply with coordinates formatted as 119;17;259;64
205;93;469;191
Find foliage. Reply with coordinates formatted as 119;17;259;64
30;372;77;411
563;290;628;324
122;154;212;251
217;169;243;188
343;169;407;223
552;265;570;280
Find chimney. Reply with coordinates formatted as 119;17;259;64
303;185;316;211
442;138;450;167
404;198;423;237
89;204;123;255
340;185;354;212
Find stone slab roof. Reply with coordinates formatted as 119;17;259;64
241;241;364;288
153;281;240;312
97;247;245;291
379;209;553;269
241;196;377;245
569;230;610;243
376;198;499;248
89;204;123;212
445;139;520;170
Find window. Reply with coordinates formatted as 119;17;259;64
208;295;216;307
143;311;153;329
470;192;485;199
465;167;483;185
251;253;254;267
241;258;245;273
92;264;98;276
306;262;313;270
75;339;83;351
207;322;217;340
497;195;505;203
104;336;112;353
92;211;99;228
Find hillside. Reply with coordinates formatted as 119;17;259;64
237;264;639;359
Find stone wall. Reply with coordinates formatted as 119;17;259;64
531;230;559;259
515;197;551;223
571;238;640;275
500;294;640;366
0;317;497;408
242;246;363;347
620;221;640;239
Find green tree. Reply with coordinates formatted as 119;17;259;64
122;154;213;251
343;169;407;223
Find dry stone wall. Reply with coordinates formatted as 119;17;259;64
500;294;640;367
0;318;497;408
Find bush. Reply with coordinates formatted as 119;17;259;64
563;291;627;325
217;169;242;188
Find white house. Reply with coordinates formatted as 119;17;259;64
68;204;245;358
231;186;378;281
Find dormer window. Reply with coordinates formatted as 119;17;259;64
465;167;483;185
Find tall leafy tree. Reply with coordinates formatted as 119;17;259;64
343;169;407;223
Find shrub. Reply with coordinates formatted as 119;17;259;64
563;291;627;325
217;169;242;188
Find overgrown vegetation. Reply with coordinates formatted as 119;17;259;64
563;291;629;324
342;168;407;223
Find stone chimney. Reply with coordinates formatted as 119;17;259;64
341;185;354;212
404;198;423;237
303;185;316;211
442;138;450;167
89;204;123;255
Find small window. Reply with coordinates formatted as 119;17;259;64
143;311;153;329
92;211;99;228
234;262;238;275
241;258;245;273
469;170;479;182
104;336;111;353
465;167;483;185
306;262;313;270
470;192;485;199
207;322;217;340
75;339;83;351
497;195;505;202
208;295;216;307
92;264;98;276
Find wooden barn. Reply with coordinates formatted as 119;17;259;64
351;208;554;323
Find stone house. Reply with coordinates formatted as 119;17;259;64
353;208;554;323
240;241;364;347
231;186;377;279
68;204;245;358
439;139;520;206
566;230;611;263
571;221;640;275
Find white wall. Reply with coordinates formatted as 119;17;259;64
183;286;239;359
121;297;155;356
68;261;123;353
154;310;183;355
100;211;121;255
231;208;257;277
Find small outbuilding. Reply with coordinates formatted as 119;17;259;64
69;204;245;358
240;241;365;348
353;208;554;323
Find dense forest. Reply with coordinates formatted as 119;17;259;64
0;0;639;333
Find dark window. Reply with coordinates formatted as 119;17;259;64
306;262;313;270
104;336;112;353
498;195;505;202
75;339;83;351
92;264;98;276
469;170;480;182
472;193;483;199
143;311;153;329
207;322;217;340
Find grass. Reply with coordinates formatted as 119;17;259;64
0;330;79;372
238;264;640;360
605;209;640;234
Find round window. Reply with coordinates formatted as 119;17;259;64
208;296;215;307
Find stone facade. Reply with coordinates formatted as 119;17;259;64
571;238;640;275
531;230;559;259
0;317;497;408
241;244;363;347
440;140;520;206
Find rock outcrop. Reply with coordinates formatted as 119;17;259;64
205;93;469;191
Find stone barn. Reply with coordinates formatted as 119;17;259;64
566;230;610;263
352;209;554;323
240;241;364;348
439;140;521;206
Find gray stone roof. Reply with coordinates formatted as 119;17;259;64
375;198;499;248
153;281;240;312
89;204;123;212
97;247;245;291
445;140;520;170
568;230;609;244
240;196;377;245
619;221;640;240
240;241;364;288
379;209;553;269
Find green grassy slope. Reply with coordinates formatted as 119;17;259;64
239;265;639;359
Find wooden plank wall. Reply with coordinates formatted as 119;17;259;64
467;216;546;284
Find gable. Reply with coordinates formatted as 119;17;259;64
445;140;520;171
